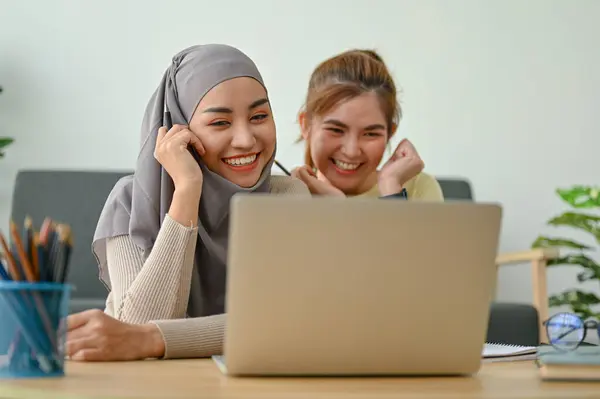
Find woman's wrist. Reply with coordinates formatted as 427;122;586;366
140;323;166;359
168;184;202;227
378;178;404;197
174;179;202;198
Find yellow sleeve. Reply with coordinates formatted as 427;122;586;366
406;172;444;202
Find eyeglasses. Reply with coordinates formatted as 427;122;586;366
544;312;600;351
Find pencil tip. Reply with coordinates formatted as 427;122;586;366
24;216;33;228
58;224;72;241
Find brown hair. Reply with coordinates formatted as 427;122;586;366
298;49;401;168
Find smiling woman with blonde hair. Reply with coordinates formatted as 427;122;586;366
293;49;443;201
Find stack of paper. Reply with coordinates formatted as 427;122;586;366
482;343;538;362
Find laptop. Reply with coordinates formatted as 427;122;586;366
214;195;502;377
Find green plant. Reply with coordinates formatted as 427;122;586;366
0;85;13;158
532;186;600;319
0;137;13;158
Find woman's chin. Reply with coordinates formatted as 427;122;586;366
325;169;360;187
325;169;373;195
219;165;265;188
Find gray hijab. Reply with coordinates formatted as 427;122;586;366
92;44;274;317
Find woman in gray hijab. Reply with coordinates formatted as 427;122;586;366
64;44;309;361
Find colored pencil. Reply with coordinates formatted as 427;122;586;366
0;232;20;280
24;217;39;281
10;221;35;282
54;225;72;284
0;256;11;280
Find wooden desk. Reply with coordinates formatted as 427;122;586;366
0;360;598;399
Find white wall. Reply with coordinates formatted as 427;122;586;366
1;1;599;312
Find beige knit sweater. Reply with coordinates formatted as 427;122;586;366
103;175;310;359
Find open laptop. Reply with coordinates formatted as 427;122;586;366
214;195;502;377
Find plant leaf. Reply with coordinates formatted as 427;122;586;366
0;137;14;149
531;235;591;250
547;212;600;243
570;304;598;320
576;269;597;283
548;290;600;320
547;254;600;278
557;186;600;208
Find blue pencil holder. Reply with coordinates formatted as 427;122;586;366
0;281;71;379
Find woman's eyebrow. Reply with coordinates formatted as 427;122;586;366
363;123;386;130
248;98;269;110
203;98;269;114
203;106;232;114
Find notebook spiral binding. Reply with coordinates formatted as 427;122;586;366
486;342;528;348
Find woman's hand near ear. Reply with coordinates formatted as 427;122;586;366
378;139;424;196
155;124;206;191
292;166;345;197
155;124;206;226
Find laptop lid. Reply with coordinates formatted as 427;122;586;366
223;195;502;376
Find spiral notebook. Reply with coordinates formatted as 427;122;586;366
482;342;538;362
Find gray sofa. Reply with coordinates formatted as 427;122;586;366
10;170;539;346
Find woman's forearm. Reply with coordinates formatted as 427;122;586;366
105;215;198;324
149;314;226;359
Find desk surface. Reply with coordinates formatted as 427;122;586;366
0;359;598;399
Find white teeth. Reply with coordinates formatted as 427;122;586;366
333;159;360;170
224;154;257;166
